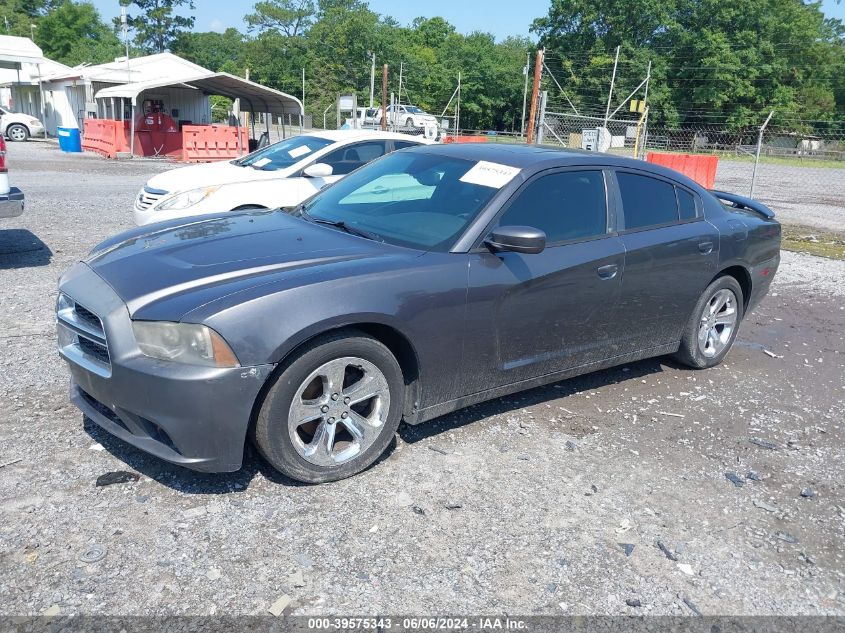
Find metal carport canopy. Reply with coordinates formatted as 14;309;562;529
94;72;303;117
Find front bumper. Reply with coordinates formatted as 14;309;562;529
0;187;24;218
58;262;273;473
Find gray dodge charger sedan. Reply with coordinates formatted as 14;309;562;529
57;144;781;483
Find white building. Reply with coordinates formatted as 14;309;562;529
0;35;71;129
39;52;213;135
0;40;215;136
0;37;303;159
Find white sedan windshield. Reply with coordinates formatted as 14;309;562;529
235;136;334;172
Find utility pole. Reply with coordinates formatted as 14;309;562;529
455;71;461;135
369;52;376;109
520;52;530;137
301;68;305;115
381;64;388;131
604;45;620;129
526;49;544;145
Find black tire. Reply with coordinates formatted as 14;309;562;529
7;124;29;142
253;330;404;483
673;275;745;369
405;117;414;128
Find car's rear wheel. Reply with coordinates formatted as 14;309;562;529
7;124;28;142
674;276;744;369
253;331;404;483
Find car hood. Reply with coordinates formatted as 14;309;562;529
146;160;292;193
85;211;403;320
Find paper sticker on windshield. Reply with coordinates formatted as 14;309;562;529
459;161;521;189
252;157;272;167
289;146;312;159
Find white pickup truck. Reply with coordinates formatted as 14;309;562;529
0;107;45;142
0;135;25;218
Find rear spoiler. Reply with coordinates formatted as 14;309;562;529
710;190;776;220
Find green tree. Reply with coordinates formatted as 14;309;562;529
245;0;315;37
36;1;122;66
172;27;245;72
0;0;59;36
532;0;844;129
118;0;195;53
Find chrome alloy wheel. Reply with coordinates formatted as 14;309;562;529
288;356;390;467
698;288;738;358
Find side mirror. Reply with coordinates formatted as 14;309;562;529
485;226;547;255
303;163;333;178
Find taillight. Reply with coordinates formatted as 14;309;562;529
0;136;7;173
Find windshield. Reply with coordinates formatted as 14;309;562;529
234;135;334;171
293;151;506;251
406;106;424;114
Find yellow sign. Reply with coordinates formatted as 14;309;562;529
630;100;646;113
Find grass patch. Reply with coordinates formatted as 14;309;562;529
781;226;845;260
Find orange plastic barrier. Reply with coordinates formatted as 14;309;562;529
443;135;488;144
646;152;719;189
82;119;129;158
182;125;249;163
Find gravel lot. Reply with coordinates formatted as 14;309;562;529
1;142;844;617
715;160;845;232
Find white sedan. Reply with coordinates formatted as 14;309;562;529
133;130;431;226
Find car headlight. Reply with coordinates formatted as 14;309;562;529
132;321;240;368
29;119;42;126
157;186;220;212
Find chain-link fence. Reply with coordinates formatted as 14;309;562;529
537;108;845;231
535;47;845;234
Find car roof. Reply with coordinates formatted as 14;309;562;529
416;143;705;190
306;129;434;144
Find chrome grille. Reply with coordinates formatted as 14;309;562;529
135;186;168;212
57;294;111;377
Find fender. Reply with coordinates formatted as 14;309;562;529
269;311;419;366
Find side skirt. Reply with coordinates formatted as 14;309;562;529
406;342;680;425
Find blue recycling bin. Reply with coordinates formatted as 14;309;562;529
57;127;82;153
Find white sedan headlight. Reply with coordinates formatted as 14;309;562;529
157;186;221;211
132;321;240;368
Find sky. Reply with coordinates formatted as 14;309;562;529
90;0;845;41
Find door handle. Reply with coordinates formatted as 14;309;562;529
698;241;714;254
597;264;619;280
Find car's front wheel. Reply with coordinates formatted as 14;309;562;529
674;275;744;369
405;117;415;128
253;331;404;483
7;124;29;142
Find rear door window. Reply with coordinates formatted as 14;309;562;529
617;172;679;230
